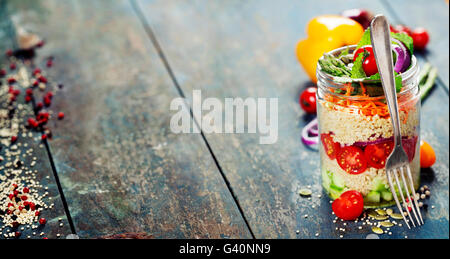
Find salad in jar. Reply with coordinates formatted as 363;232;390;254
316;28;420;208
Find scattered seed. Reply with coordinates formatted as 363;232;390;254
375;209;386;216
380;221;394;227
298;188;312;197
371;227;383;234
390;213;404;220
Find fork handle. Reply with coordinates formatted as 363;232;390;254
370;15;402;146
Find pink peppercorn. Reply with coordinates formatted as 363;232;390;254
39;218;46;225
41;134;47;141
44;96;51;107
11;136;17;143
23;187;29;193
10;63;16;70
58;112;65;120
38;75;48;83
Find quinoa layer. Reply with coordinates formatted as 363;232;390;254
318;102;419;145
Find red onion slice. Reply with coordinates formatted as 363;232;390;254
302;118;319;145
392;39;411;73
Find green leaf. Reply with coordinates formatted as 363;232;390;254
391;32;414;55
351;53;366;78
365;73;403;92
356;28;372;49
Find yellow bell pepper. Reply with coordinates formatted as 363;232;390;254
296;15;364;83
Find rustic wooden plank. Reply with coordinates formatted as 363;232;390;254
382;0;449;89
137;0;449;238
1;1;72;239
8;0;252;238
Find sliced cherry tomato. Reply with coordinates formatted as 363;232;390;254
420;140;436;168
299;87;317;114
364;141;394;169
402;136;418;162
332;190;364;221
321;133;341;160
411;28;430;51
353;46;378;76
337;146;367;174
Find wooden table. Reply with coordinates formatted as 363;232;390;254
0;0;448;239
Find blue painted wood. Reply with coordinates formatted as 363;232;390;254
0;1;72;239
5;0;252;238
137;0;449;238
382;0;449;89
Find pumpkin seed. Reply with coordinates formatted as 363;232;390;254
375;209;386;216
372;226;384;234
391;213;404;220
375;215;389;220
299;188;312;197
386;209;393;215
367;210;378;218
380;221;394;227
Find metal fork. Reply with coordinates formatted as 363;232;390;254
370;15;424;228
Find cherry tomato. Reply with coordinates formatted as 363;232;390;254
402;136;418;162
299;87;317;114
337;146;367;174
364;141;394;169
332;190;364;220
353;46;378;76
321;133;341;160
420;140;436;168
390;24;412;36
411;28;430;51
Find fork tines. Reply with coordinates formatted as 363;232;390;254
386;165;424;229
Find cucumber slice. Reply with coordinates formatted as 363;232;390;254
365;191;381;203
381;191;393;201
370;177;388;192
322;169;332;190
329;188;343;200
331;173;345;191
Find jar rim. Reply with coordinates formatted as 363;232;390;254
317;45;419;100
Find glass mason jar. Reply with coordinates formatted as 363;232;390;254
317;45;420;208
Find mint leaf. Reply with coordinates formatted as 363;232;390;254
391;32;414;55
351;53;366;78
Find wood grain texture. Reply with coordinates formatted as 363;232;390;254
8;0;252;238
382;0;449;89
1;1;72;239
137;0;449;238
